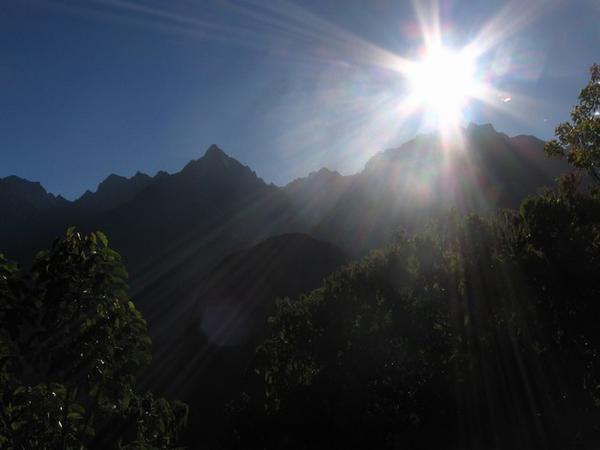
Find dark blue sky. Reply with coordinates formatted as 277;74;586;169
1;0;598;199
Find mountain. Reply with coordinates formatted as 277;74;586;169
0;123;577;446
1;123;574;293
136;233;347;447
1;145;294;284
74;170;156;215
82;144;293;284
145;233;347;379
0;175;68;238
188;232;346;344
285;123;572;254
284;167;354;228
1;123;574;301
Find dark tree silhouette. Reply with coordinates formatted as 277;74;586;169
233;181;600;449
545;63;600;182
0;228;187;449
231;66;600;449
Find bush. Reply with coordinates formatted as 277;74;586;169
235;181;600;449
0;228;187;449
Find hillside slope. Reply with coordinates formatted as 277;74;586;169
285;123;572;254
138;233;347;447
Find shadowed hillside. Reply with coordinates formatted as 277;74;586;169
286;123;572;255
0;123;590;449
0;176;68;239
0;145;294;286
137;233;347;447
1;124;572;279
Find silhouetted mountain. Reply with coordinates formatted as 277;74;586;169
136;233;347;447
1;124;575;310
144;232;346;373
193;232;347;342
3;125;570;270
0;175;66;211
89;144;292;285
1;125;575;326
0;124;578;447
284;167;354;228
75;171;155;214
286;123;572;254
1;145;293;282
0;175;68;238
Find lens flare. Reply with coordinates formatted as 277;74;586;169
407;45;481;126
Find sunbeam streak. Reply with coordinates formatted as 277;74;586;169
35;0;552;167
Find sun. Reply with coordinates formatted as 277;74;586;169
407;45;481;127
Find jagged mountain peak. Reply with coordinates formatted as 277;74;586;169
96;171;151;194
285;167;344;190
182;144;230;169
467;122;497;133
0;175;65;205
1;175;45;190
1;174;25;183
204;144;227;158
510;134;545;148
1;124;572;278
74;170;155;214
97;173;128;191
312;167;341;178
466;122;511;141
182;145;231;172
0;176;67;233
364;122;519;172
302;167;341;181
179;145;267;188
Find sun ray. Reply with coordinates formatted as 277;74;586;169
37;0;552;170
465;0;556;59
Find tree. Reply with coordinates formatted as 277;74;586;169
0;228;187;449
227;65;600;449
545;63;600;182
233;182;600;449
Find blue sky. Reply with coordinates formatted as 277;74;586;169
1;0;599;199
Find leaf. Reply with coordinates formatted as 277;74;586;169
96;231;109;248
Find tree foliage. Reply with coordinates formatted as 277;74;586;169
545;63;600;182
232;177;600;449
226;65;600;449
0;228;187;449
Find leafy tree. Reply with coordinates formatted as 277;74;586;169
233;179;600;449
227;65;600;449
0;228;187;449
545;63;600;182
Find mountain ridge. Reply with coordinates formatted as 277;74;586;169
0;122;578;447
0;123;574;281
0;123;549;201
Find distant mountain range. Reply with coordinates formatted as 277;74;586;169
0;121;573;342
0;123;573;445
1;124;569;277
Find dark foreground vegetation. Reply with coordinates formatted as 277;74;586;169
0;65;598;448
233;175;600;449
229;64;600;450
0;228;187;448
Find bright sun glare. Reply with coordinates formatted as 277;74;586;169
408;46;481;126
